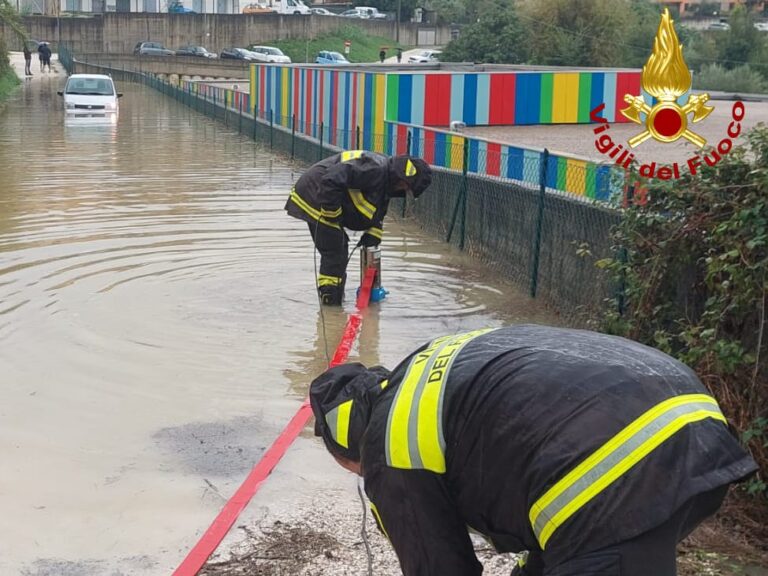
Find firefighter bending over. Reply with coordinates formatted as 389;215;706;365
309;324;757;576
285;150;432;305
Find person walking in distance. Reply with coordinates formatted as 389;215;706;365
40;43;52;73
23;44;32;77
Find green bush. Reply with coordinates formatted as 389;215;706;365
599;126;768;498
694;63;768;94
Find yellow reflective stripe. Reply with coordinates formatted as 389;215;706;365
405;159;417;176
386;336;452;469
529;394;726;549
324;399;353;448
366;227;383;240
318;274;343;287
380;379;389;389
386;328;496;472
336;400;353;448
348;189;376;220
320;206;342;218
341;150;364;162
289;190;340;230
370;502;390;541
416;331;489;472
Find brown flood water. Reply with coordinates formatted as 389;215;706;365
0;76;557;575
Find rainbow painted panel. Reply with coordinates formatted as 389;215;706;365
377;70;639;127
249;65;388;152
389;121;622;202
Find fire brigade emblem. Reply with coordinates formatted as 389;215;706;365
621;8;713;148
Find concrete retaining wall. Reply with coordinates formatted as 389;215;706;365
5;14;452;54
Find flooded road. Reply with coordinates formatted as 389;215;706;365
0;77;557;575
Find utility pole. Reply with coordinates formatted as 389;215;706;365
396;0;401;43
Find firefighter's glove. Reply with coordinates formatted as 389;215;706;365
359;232;381;248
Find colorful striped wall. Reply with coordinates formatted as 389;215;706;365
250;64;388;150
383;71;641;127
382;122;622;202
182;80;252;114
248;65;642;138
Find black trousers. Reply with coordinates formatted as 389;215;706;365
308;222;348;282
521;486;728;576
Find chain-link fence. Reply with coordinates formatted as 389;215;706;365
59;48;622;323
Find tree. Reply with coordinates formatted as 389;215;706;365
720;5;765;70
519;0;635;67
440;0;528;64
0;0;27;41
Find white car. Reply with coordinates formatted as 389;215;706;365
356;5;386;18
310;7;334;15
408;49;441;63
58;74;121;118
754;22;768;31
247;45;292;63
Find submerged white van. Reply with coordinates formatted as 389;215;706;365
58;74;122;118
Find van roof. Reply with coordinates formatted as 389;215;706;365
69;73;113;80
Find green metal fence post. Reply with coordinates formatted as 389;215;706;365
253;103;258;141
239;97;243;134
291;114;296;160
402;129;413;217
530;148;549;298
459;138;469;250
270;110;274;149
356;125;361;150
319;122;324;160
447;139;470;248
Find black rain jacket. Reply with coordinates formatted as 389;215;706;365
285;151;394;237
360;325;757;575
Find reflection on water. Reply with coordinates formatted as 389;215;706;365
0;78;557;575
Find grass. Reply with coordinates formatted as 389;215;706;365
269;24;410;64
0;66;21;104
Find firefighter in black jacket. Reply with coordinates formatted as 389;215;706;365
309;325;757;576
285;151;432;305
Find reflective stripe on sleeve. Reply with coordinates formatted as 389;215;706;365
325;399;354;448
385;328;496;473
348;189;376;220
529;394;727;549
366;227;383;240
320;206;342;219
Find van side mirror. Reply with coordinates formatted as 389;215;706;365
117;93;123;98
57;90;63;96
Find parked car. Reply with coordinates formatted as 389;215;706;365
356;6;386;18
408;49;441;63
133;41;175;56
754;22;768;31
310;7;334;15
315;50;349;64
176;45;217;58
220;47;259;61
707;21;730;31
57;73;122;119
339;7;370;18
247;45;292;63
